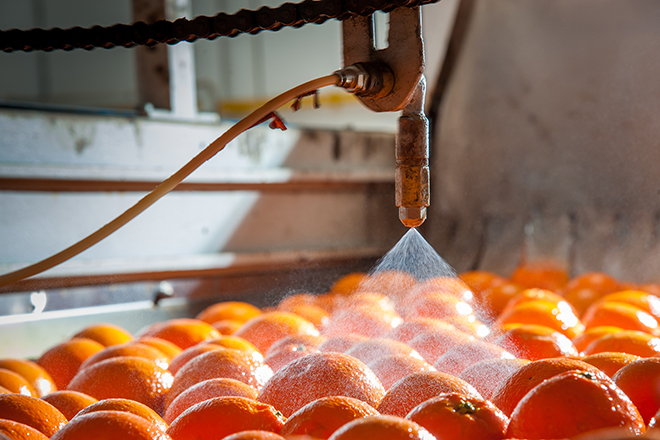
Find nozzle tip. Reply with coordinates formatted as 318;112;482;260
399;206;427;228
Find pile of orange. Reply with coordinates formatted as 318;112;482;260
3;262;660;439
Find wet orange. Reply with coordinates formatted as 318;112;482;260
459;357;530;400
0;393;67;437
581;301;659;335
490;357;602;416
377;371;482;418
495;299;584;339
211;319;242;335
342;292;398;315
280;396;379;439
166;396;285;440
257;352;385;417
67;356;174;415
72;323;134;347
581;352;640;378
0;368;37;396
264;334;325;357
316;334;368;353
37;337;105;389
282;304;329;328
166;349;272;409
50;410;171;440
196;301;262;325
164;378;258;424
357;270;417;302
595;290;660;320
472;281;525;322
509;261;569;291
571;326;622;353
582;330;660;357
384;317;459;343
367;354;435;390
433;341;515;377
0;418;50;440
79;342;170;371
0;359;57;397
561;271;621;316
136;319;221;350
136;337;183;360
406;392;509;440
459;270;508;294
322;306;400;339
167;344;227;375
443;314;491;338
502;288;577;314
492;324;579;360
507;370;645;439
344;338;423;365
76;398;169;433
235;312;319;354
330;272;368;296
41;390;98;420
264;344;317;373
223;431;285;440
407;329;474;364
327;415;432;440
613;357;660;424
405;292;475;321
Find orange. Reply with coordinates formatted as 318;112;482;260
276;293;318;310
264;335;326;357
507;370;645;439
211;319;242;335
384;317;459;343
327;415;432;440
613;357;660;424
560;271;621;316
443;314;491;338
433;341;515;377
491;324;579;360
342;292;398;315
199;336;263;360
330;272;368;296
582;330;660;357
581;352;640;378
322;306;401;339
367;354;435;390
166;396;285;440
72;323;133;347
166;349;272;409
76;398;169;433
222;432;285;440
509;261;569;291
168;345;226;375
0;359;57;397
316;334;368;353
377;371;482;418
280;304;329;328
264;344;318;373
405;292;474;321
357;270;417;301
459;270;508;293
571;326;622;353
196;301;262;324
490;357;601;416
406;392;509;440
50;410;171;440
0;368;37;396
136;318;221;350
280;396;379;439
495;299;584;339
257;352;385;417
595;290;660;320
137;337;183;360
502;288;577;314
235;312;319;354
407;329;475;364
0;418;50;440
409;277;473;301
0;393;67;437
472;281;525;322
581;301;659;335
344;338;423;365
164;378;258;424
79;342;170;371
37;337;105;389
67;356;174;415
459;357;530;400
41;390;98;420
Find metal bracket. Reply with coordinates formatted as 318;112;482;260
342;6;425;112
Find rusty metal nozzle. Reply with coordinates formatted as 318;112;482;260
395;78;429;228
334;63;394;98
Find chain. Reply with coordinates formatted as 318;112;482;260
0;0;440;53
